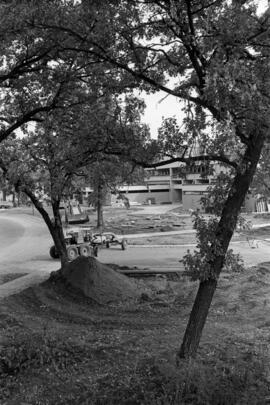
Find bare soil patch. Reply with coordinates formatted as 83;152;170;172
127;228;265;246
129;233;196;245
1;263;270;404
90;209;193;235
87;208;270;247
8;206;270;246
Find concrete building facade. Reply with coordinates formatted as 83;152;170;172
117;161;259;212
117;161;218;210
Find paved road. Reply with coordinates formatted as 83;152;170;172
99;240;270;268
1;211;270;271
0;211;269;298
0;212;187;273
0;216;25;249
0;212;56;275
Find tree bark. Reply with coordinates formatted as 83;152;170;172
12;191;15;207
177;131;265;359
2;188;6;201
177;278;217;361
17;191;20;207
96;183;104;229
21;187;68;268
51;200;69;267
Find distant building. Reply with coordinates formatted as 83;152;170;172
117;161;216;209
117;160;259;212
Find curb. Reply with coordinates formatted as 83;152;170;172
0;270;53;300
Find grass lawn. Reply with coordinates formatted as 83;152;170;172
1;263;270;404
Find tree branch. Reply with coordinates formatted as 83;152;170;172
139;155;238;170
0;84;64;143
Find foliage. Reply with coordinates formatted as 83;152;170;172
0;89;150;264
1;0;270;357
200;172;234;215
0;1;67;143
0;0;155;264
84;94;150;209
183;211;245;282
86;159;143;203
252;141;270;198
183;171;251;281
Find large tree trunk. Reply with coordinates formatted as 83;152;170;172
177;279;217;361
96;183;104;229
21;188;68;268
12;191;16;207
50;200;69;267
16;191;20;207
177;131;265;360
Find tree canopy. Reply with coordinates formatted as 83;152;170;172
49;0;270;358
0;88;150;265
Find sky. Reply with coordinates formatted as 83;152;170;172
141;0;269;139
141;91;184;138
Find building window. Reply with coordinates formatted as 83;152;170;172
195;179;209;184
150;189;170;193
183;191;208;195
119;190;148;194
156;168;170;176
183;180;194;185
179;164;209;175
172;168;184;178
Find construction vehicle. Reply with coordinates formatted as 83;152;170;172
49;229;98;261
63;202;89;225
91;232;128;250
49;228;127;261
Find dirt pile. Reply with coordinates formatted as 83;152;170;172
61;256;141;304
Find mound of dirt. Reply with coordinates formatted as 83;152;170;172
61;256;141;304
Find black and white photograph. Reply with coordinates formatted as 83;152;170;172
0;1;270;403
